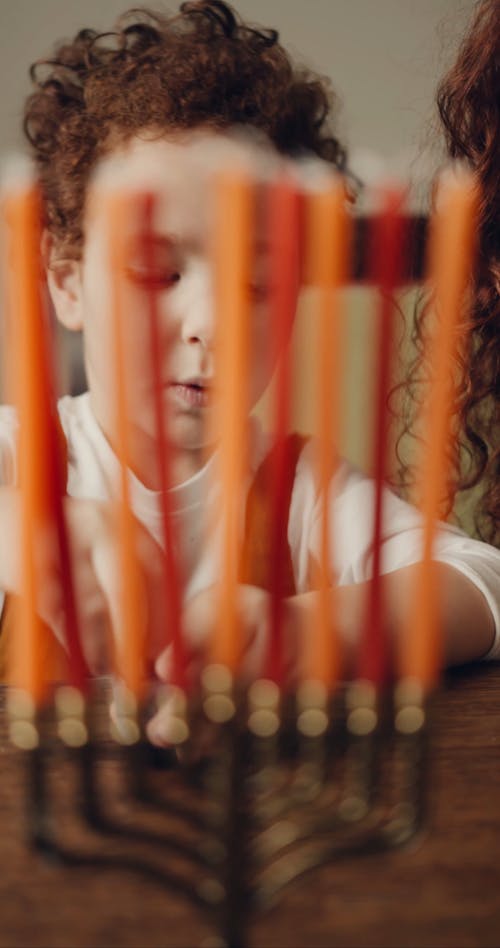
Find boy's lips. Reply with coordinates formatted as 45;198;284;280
167;377;212;409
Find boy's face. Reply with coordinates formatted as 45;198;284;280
49;132;292;486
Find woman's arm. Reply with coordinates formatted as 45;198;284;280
286;562;496;674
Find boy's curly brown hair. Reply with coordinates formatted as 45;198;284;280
24;0;346;260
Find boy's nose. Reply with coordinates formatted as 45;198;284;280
178;259;214;349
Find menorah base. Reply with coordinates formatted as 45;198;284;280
0;676;431;948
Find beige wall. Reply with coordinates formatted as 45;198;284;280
254;285;418;472
0;0;476;187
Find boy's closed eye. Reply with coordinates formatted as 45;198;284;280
247;246;271;303
125;263;181;290
125;233;182;291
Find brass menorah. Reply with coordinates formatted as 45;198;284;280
5;670;429;948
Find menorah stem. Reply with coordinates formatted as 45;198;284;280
26;740;56;855
294;681;330;804
78;739;109;828
247;679;283;826
222;726;248;948
339;681;380;822
7;692;57;856
201;721;249;948
54;685;106;827
199;666;249;948
108;685;153;800
389;679;430;844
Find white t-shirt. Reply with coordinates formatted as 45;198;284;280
1;392;500;659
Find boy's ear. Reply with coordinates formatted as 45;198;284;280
42;231;84;331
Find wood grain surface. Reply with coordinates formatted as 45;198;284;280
1;664;499;948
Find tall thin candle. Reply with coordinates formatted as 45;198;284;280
306;177;351;686
211;171;253;672
140;193;186;691
3;178;87;701
357;186;407;686
402;171;478;688
104;190;147;700
265;176;301;685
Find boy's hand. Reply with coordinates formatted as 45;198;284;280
155;584;275;680
62;497;167;675
146;583;305;746
0;487;166;676
146;583;367;747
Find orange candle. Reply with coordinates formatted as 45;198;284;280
139;192;186;691
3;181;50;703
211;171;253;672
103;190;147;700
3;176;80;706
306;176;351;686
402;170;478;687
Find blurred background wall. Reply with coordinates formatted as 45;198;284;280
0;0;478;470
0;0;476;181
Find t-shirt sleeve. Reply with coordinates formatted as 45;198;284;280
291;447;500;661
0;405;19;618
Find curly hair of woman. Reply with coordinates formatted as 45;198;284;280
397;0;499;546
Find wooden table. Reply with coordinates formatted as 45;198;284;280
1;665;499;948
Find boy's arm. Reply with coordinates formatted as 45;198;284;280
0;487;22;679
147;564;496;745
0;486;21;594
151;562;496;683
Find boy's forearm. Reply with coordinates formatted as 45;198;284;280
287;563;496;673
421;562;494;664
0;486;21;595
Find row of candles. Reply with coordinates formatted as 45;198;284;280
0;158;477;715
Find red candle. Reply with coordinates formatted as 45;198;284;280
357;186;407;686
44;349;88;695
264;175;301;685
